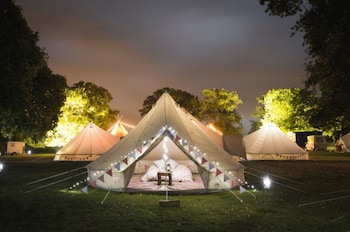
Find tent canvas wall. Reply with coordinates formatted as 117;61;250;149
243;123;309;160
54;122;119;161
222;135;246;160
87;93;245;192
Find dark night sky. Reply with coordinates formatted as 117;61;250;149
17;0;307;133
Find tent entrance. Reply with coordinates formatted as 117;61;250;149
126;135;206;192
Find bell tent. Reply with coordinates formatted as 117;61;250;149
54;122;119;161
335;132;350;153
243;123;309;160
86;92;245;192
107;118;129;138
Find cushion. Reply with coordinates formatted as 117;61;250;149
153;159;166;169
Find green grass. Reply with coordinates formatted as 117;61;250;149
1;152;350;232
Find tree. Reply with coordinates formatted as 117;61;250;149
0;0;67;142
252;88;317;132
139;87;201;117
45;82;119;147
200;88;243;135
23;66;67;145
260;0;350;134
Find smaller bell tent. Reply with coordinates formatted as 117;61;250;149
54;122;119;161
335;132;350;153
243;123;309;160
107;118;129;138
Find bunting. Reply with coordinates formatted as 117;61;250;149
90;180;97;188
122;157;128;165
137;146;142;153
106;169;113;177
114;162;121;170
239;186;246;194
223;174;230;182
201;157;208;164
98;175;105;183
188;145;193;153
175;135;181;143
130;151;136;159
81;185;88;194
209;162;215;170
232;181;238;188
194;150;201;158
216;168;222;176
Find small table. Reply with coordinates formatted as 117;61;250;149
157;171;172;185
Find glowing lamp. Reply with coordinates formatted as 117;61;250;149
263;175;271;189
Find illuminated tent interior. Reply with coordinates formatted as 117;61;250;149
86;92;245;193
243;123;309;160
54;122;119;161
335;132;350;153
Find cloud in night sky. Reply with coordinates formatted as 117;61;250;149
17;0;307;133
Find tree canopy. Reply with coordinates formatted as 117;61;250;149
200;88;243;135
0;0;67;143
252;88;317;133
260;0;350;134
45;82;118;147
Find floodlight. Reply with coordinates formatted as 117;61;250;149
263;175;271;189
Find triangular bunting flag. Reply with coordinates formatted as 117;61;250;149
209;163;215;170
194;150;201;158
106;169;113;177
223;175;230;182
90;180;97;188
201;157;208;164
239;186;246;194
81;185;88;194
98;175;105;183
232;181;238;188
188;146;193;153
130;151;136;159
137;146;142;153
216;169;222;176
182;140;187;147
175;135;181;143
114;162;121;170
122;157;128;165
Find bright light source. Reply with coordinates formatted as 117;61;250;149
0;162;3;172
27;150;32;155
263;175;271;189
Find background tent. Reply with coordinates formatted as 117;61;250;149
54;122;119;161
243;123;309;160
87;92;245;192
107;119;129;138
335;132;350;153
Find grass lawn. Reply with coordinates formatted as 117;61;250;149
0;152;350;232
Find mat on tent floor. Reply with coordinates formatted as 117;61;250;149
126;174;208;193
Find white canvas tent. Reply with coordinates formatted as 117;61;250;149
107;119;129;138
86;92;245;192
243;123;309;160
335;132;350;153
54;122;119;161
